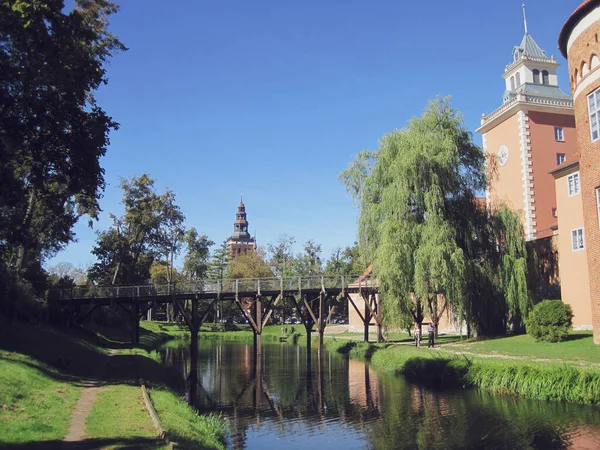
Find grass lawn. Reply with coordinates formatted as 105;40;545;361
85;384;166;449
0;349;81;445
438;332;600;365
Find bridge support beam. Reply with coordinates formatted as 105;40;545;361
189;297;199;405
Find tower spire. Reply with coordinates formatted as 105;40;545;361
522;3;528;35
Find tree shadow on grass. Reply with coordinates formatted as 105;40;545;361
562;333;592;342
0;437;167;450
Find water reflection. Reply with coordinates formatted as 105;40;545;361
161;341;600;450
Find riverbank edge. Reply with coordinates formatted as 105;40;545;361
322;338;600;405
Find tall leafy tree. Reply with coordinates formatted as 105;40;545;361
207;240;228;280
0;0;126;275
341;97;531;335
88;174;185;285
227;249;272;279
182;227;213;281
292;240;323;277
267;235;296;278
324;245;362;277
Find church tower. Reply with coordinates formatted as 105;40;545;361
476;6;577;241
226;197;256;261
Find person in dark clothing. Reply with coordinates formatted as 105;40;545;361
427;323;435;348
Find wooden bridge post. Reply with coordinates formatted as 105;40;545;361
133;302;140;344
364;291;371;343
317;291;326;354
189;297;199;405
375;293;383;343
254;294;262;355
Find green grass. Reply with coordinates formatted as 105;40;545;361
149;388;226;450
85;384;166;449
0;349;81;444
442;332;600;365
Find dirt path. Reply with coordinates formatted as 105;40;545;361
61;350;120;446
63;384;104;442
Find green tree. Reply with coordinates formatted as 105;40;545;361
88;174;185;285
267;235;296;278
207;240;228;280
292;240;323;276
0;0;126;276
341;97;530;336
324;244;362;277
227;249;273;279
182;228;214;280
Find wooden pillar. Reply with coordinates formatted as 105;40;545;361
189;298;199;406
375;294;383;343
253;347;262;408
254;295;262;355
318;292;326;353
364;294;371;343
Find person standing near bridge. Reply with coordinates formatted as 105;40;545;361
427;323;435;348
413;324;421;347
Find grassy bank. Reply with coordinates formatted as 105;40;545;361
0;349;81;445
0;318;226;449
323;338;600;405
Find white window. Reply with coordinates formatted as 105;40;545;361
555;127;564;142
596;188;600;227
568;172;580;196
588;88;600;141
556;153;566;165
571;228;585;251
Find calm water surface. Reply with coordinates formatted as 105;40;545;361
161;340;600;450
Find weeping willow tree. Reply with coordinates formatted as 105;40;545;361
340;97;531;336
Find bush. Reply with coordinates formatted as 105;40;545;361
527;300;573;342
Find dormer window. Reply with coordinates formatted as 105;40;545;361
542;70;549;85
515;72;521;87
510;76;515;90
533;69;540;84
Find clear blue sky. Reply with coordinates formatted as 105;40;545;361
48;0;581;270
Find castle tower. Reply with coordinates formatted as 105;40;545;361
476;7;577;241
559;0;600;342
226;197;256;261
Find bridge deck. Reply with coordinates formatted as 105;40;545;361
50;275;377;305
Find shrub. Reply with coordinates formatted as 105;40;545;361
527;300;573;342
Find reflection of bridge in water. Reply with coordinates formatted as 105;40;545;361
51;275;381;403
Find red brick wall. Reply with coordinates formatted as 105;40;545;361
567;20;600;343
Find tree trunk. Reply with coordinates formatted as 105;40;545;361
14;187;37;271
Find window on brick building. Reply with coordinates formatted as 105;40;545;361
596;188;600;227
556;153;566;164
571;228;585;251
588;88;600;141
568;172;580;196
533;69;540;84
555;128;564;142
552;207;557;218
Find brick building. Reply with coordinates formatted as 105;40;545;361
226;198;256;261
559;0;600;343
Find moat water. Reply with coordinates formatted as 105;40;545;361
161;339;600;449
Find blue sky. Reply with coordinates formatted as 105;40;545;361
49;0;581;270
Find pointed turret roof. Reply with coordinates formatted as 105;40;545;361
516;33;547;59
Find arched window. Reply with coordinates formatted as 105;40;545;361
533;69;540;84
575;69;579;81
542;70;549;84
515;72;521;87
510;76;515;90
591;54;600;69
582;63;589;77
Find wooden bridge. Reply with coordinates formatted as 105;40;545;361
49;275;382;348
50;275;382;403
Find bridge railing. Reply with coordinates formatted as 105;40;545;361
49;274;370;301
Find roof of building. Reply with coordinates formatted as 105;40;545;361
559;0;600;58
516;33;547;59
549;152;581;177
521;83;572;100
